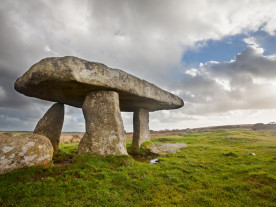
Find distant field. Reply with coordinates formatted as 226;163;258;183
0;123;259;141
0;129;275;206
0;131;83;136
0;131;32;136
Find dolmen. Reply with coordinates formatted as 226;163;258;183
14;56;184;156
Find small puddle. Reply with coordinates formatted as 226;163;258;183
149;158;159;164
130;154;159;164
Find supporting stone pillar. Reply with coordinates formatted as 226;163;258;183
132;108;150;149
34;103;64;154
78;91;128;155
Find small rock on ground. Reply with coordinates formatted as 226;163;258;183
146;143;187;155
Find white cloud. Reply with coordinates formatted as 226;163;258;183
2;0;276;83
243;37;260;48
157;45;276;129
0;86;6;99
1;0;276;131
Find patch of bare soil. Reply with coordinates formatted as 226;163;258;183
53;151;77;167
54;158;74;167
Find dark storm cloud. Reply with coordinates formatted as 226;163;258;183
0;10;54;109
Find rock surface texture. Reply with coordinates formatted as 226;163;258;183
0;134;53;174
132;108;150;149
34;103;64;154
14;56;184;111
78;91;128;155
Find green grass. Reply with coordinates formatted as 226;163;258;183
0;129;275;206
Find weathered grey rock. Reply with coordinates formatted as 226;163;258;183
78;91;128;155
132;108;150;149
14;56;184;112
0;134;53;174
146;143;187;155
34;103;64;154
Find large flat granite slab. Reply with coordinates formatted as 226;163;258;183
15;56;184;112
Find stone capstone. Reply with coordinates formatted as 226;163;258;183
34;103;64;154
132;108;150;149
78;91;128;156
14;56;184;112
0;134;53;175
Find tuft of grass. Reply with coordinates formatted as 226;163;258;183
128;141;156;157
0;129;275;206
141;141;153;148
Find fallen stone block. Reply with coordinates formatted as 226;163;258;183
146;143;187;155
0;134;53;175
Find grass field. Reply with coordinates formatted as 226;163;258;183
0;129;275;206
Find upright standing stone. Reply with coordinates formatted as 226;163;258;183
78;91;128;155
34;103;64;154
132;108;150;149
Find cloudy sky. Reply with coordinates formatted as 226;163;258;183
1;0;276;132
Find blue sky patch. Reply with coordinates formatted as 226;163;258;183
181;31;276;68
254;30;276;56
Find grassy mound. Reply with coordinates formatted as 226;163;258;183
0;129;275;206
